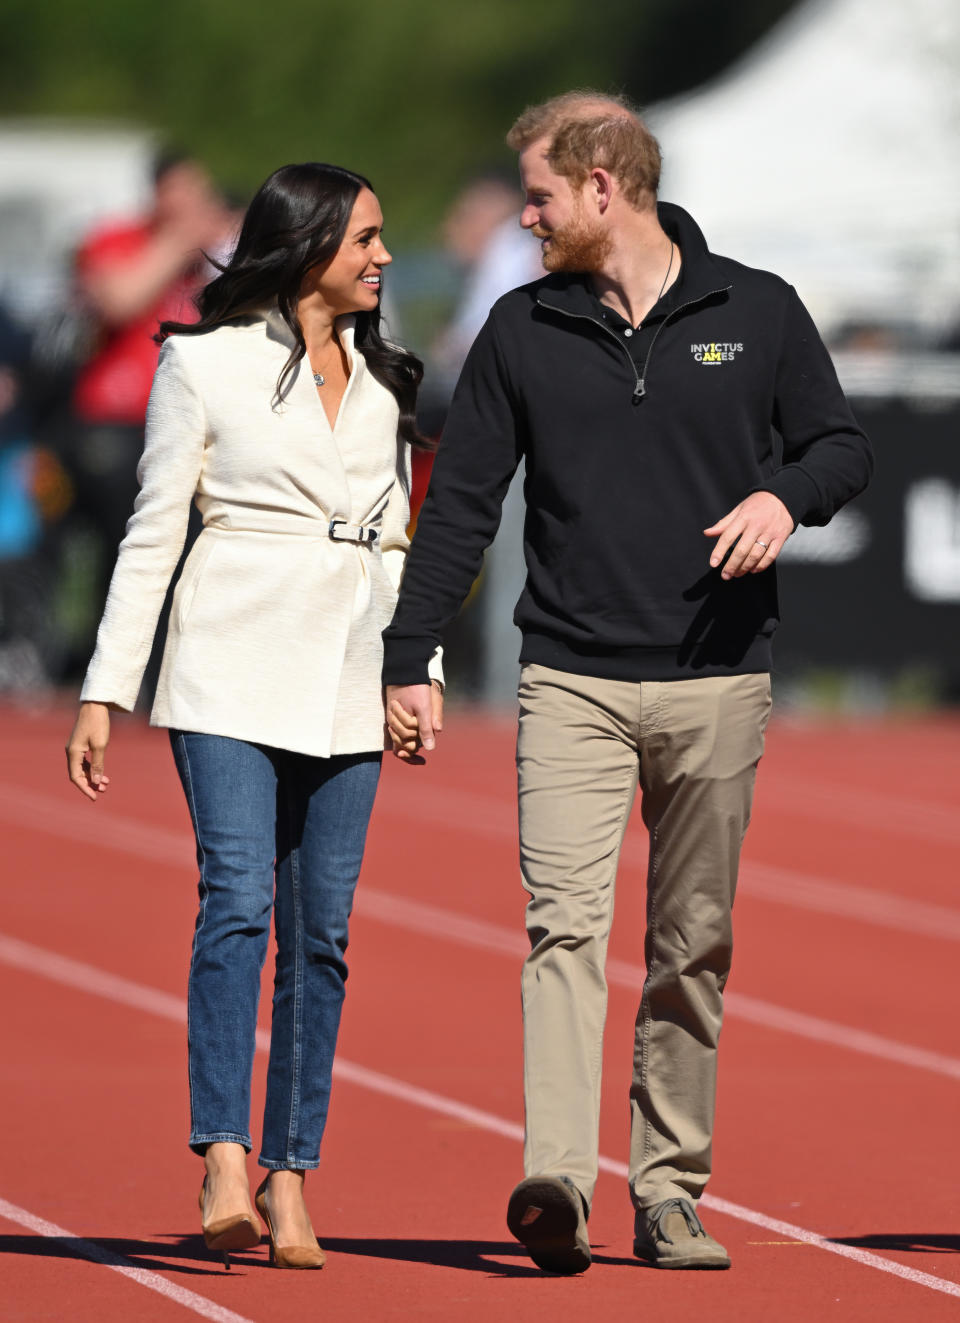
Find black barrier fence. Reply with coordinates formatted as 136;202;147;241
775;396;960;700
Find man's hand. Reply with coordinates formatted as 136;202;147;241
385;682;444;762
66;701;113;802
704;491;794;579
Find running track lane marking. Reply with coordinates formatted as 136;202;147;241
0;1197;257;1323
6;782;960;942
1;933;959;1302
380;770;960;849
5;786;960;1077
375;779;960;931
354;891;960;1082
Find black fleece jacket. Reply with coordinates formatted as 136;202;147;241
383;203;873;685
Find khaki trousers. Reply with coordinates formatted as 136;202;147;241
516;663;771;1210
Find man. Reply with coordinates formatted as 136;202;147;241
382;91;872;1273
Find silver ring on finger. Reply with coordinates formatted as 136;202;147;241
755;539;769;550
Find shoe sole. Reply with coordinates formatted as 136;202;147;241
507;1178;591;1274
203;1216;262;1253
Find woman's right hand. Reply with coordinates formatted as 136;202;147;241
66;702;113;801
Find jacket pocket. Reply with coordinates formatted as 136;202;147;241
173;535;220;632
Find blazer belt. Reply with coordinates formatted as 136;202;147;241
329;518;378;545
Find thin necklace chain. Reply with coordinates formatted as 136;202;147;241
311;336;341;388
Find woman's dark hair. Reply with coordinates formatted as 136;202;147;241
157;162;429;449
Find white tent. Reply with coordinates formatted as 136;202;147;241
646;0;960;341
0;119;155;325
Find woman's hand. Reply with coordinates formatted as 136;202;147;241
66;702;113;801
384;681;443;763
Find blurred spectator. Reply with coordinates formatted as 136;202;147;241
65;151;235;624
0;304;67;691
431;171;544;385
827;320;903;354
418;173;542;698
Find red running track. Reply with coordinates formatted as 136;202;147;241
2;699;959;1321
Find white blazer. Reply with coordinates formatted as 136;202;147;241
81;305;442;757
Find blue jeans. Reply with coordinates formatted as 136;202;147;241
170;731;381;1170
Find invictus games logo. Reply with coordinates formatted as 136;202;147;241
691;342;743;364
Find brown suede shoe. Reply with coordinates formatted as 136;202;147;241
507;1175;591;1274
633;1198;730;1269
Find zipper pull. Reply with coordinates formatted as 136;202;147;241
633;379;646;400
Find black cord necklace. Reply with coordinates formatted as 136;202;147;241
655;239;675;306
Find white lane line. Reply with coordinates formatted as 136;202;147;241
718;992;960;1080
4;787;960;1077
353;891;960;1082
738;862;960;942
7;782;960;942
313;1063;960;1299
376;779;960;941
2;933;958;1301
380;767;960;850
757;776;960;847
0;1196;257;1323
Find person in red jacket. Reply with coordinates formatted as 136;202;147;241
69;151;234;621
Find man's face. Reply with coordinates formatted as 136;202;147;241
518;140;610;274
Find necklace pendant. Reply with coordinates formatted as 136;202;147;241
313;372;325;387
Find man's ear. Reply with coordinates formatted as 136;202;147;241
590;168;615;215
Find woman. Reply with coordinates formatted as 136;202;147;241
65;163;443;1270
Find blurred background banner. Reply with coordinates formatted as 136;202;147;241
0;0;956;706
775;397;960;704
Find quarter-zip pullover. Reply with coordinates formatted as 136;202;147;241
383;203;873;685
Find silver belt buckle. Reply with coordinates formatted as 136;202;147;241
329;519;377;544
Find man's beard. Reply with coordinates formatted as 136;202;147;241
534;209;611;273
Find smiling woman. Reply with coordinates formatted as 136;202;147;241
157;163;423;441
64;160;442;1274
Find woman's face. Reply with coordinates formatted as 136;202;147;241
301;188;392;314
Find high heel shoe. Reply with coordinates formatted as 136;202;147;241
199;1176;262;1270
254;1176;326;1269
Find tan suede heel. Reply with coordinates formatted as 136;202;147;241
199;1176;262;1269
254;1176;326;1269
